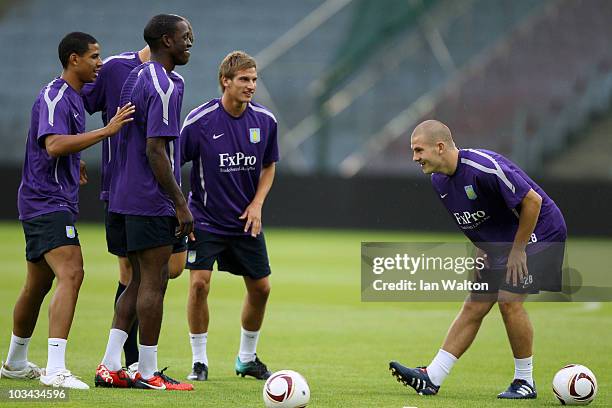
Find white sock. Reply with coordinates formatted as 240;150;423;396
5;333;31;370
427;349;458;386
238;328;259;363
101;329;128;371
138;344;158;380
46;338;67;376
190;332;208;366
514;356;533;386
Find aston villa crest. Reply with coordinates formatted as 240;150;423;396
249;128;261;143
464;185;477;200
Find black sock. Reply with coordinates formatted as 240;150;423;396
114;281;127;304
124;318;139;367
115;282;139;367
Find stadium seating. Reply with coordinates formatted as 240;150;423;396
2;0;611;177
365;0;612;175
282;0;544;173
0;0;326;164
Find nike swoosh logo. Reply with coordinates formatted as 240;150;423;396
140;381;166;390
16;342;25;346
49;344;59;347
73;113;79;118
440;193;448;198
212;133;224;139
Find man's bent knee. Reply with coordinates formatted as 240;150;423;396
168;252;186;279
461;299;493;320
248;279;271;301
57;267;84;289
190;270;211;296
498;300;526;316
23;279;54;299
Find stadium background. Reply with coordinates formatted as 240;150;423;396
0;0;610;407
0;0;611;234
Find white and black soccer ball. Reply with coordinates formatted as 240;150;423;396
263;370;310;408
552;364;598;405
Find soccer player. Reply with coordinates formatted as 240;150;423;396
94;14;194;391
82;43;188;374
1;32;135;389
389;120;567;399
181;51;278;381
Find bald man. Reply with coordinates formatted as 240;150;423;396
389;120;567;399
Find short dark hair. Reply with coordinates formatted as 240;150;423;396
58;32;98;68
143;14;186;50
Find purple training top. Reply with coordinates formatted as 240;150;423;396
108;61;184;217
181;98;279;235
431;149;566;264
18;78;85;220
82;51;142;201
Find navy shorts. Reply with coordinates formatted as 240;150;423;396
472;242;566;294
106;208;187;255
21;211;80;262
186;229;271;280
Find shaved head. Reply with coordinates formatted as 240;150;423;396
410;120;459;175
411;120;454;146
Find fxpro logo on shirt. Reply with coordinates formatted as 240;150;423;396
453;210;490;229
218;152;257;173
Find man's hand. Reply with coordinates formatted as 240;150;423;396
79;160;88;185
105;102;135;136
474;247;489;280
505;247;528;287
175;203;194;238
239;201;263;237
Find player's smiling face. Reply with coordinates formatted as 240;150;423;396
168;20;193;66
223;68;257;104
411;134;440;174
74;43;102;83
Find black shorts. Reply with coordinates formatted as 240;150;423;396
22;211;80;262
186;229;271;280
472;242;565;295
106;209;188;255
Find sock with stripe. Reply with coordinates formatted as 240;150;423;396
514;356;533;386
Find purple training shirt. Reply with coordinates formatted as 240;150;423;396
108;61;184;217
431;149;567;264
181;98;279;235
18;78;85;220
82;51;142;201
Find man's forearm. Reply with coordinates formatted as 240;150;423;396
146;142;186;207
513;189;542;250
45;128;111;157
252;163;276;205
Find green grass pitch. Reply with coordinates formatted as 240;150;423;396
0;222;609;407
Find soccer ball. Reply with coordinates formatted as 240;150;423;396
263;370;310;408
552;364;598;405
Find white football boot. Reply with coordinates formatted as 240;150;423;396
0;360;43;379
40;369;89;389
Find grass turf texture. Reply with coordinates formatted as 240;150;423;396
0;222;609;407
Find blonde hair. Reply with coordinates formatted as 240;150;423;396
218;50;257;92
